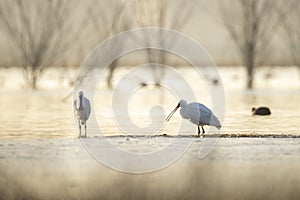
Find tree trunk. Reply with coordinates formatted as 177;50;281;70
31;74;37;90
298;66;300;84
107;60;118;89
246;61;254;89
246;45;255;89
27;67;38;90
156;50;166;85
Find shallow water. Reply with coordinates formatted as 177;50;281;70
0;66;300;158
0;66;300;199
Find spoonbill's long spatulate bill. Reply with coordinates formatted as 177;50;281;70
166;104;179;121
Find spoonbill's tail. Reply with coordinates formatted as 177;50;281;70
211;114;222;129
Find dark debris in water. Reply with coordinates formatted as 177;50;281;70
93;133;300;139
218;133;300;138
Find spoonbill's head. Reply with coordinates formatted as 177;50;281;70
78;91;84;98
179;99;187;107
166;99;187;121
252;107;256;112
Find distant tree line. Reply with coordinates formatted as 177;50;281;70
218;0;299;89
0;0;79;89
0;0;299;89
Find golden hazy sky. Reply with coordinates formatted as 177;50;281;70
0;0;291;66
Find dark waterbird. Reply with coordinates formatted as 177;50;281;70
252;107;271;115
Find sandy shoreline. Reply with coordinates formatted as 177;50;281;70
1;137;300;199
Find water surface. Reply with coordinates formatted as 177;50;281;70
0;66;300;199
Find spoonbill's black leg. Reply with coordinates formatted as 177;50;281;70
201;126;205;135
79;123;81;138
197;126;200;137
85;124;87;138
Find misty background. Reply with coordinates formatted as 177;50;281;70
0;0;296;66
0;0;299;90
1;1;300;199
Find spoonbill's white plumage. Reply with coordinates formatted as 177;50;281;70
166;99;221;136
73;91;91;137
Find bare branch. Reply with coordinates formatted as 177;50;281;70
134;0;195;85
218;0;289;89
0;0;80;89
281;0;300;69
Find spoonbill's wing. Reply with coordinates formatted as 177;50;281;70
83;97;91;119
197;103;221;128
185;103;213;126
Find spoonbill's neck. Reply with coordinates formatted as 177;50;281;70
79;96;83;110
179;104;189;119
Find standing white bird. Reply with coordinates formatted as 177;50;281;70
73;91;91;137
166;99;221;136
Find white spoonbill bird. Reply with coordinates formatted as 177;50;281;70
73;91;91;137
166;99;221;136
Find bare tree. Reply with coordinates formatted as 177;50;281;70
61;0;131;100
77;0;194;89
135;0;194;86
0;0;78;89
218;0;286;89
85;0;131;88
281;1;300;80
